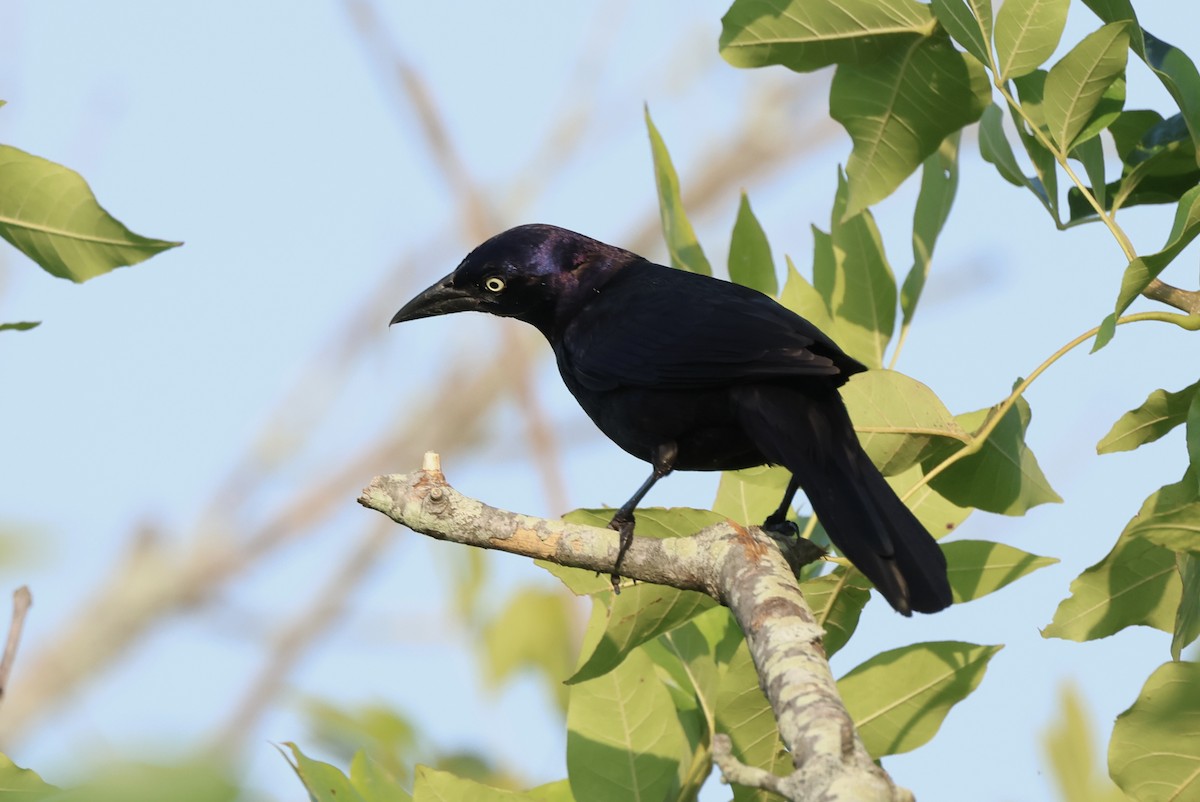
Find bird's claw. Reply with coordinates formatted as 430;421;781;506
607;514;635;594
761;516;799;538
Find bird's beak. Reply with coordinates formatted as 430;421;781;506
390;273;478;325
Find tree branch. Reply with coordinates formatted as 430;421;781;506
359;452;909;802
0;586;32;701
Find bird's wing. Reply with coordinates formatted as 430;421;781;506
562;262;863;391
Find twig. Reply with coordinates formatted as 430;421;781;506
0;587;32;700
361;453;909;802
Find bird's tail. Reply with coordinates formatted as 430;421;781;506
735;384;952;615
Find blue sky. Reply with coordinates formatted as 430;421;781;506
2;2;1198;800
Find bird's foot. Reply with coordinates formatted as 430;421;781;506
607;514;635;594
761;515;826;575
761;514;799;538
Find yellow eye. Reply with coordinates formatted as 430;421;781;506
483;276;505;293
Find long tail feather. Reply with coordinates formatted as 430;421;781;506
735;384;952;615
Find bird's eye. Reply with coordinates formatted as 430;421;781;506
483;276;505;293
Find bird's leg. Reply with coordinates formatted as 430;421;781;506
762;473;802;537
608;442;677;592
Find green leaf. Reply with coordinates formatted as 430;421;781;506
923;396;1062;516
413;765;544;802
1124;469;1200;553
1070;136;1107;215
1173;552;1200;661
994;0;1069;81
728;192;776;295
526;780;575;802
483;588;575;709
1188;390;1200;490
943;539;1057;603
1098;381;1200;454
351;753;412;802
980;103;1056;210
1043;23;1130;151
1043;687;1128;802
832;33;990;217
0;321;39;332
1044;486;1184;641
713;465;792;527
803;571;873;656
0;753;58;800
839;641;1002;757
714;635;791;800
284;743;366;802
778;254;835;332
566;646;691;802
1109;661;1200;802
813;173;897;368
902;133;960;329
930;0;993;67
569;585;716;684
0;145;180;282
644;108;711;275
884;461;974;538
719;0;936;73
1111;184;1200;324
542;508;726;595
1084;1;1200;164
1010;72;1063;222
841;368;969;476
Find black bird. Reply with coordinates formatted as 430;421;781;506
391;224;951;615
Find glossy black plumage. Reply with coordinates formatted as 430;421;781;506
392;224;952;615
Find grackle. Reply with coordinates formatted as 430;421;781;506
391;224;951;615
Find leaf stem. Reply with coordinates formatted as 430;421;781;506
902;311;1199;502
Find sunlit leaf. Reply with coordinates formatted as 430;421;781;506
943;539;1057;603
979;104;1030;188
728;192;776;295
568;585;716;684
831;34;990;217
719;0;935;73
284;744;365;802
930;0;993;67
1044;485;1184;641
0;321;39;332
994;0;1069;81
1043;686;1128;802
351;753;412;802
812;173;897;368
0;145;180;282
839;641;1002;757
1097;381;1199;454
483;588;576;710
566;646;691;802
645;108;711;275
923;396;1062;515
1043;22;1130;151
902;133;960;329
1124;469;1200;553
1109;661;1200;802
1173;552;1200;661
802;571;873;656
0;753;57;800
713;465;792;527
842;369;968;476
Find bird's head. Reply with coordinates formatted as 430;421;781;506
390;224;624;333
